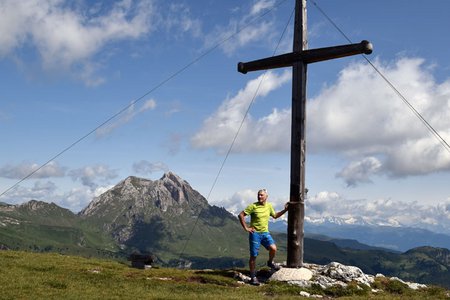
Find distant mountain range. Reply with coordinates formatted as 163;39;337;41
270;217;450;252
0;171;449;288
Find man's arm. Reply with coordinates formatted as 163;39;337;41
273;202;289;219
238;211;254;233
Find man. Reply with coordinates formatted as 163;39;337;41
238;189;289;285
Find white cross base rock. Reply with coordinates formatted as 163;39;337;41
269;267;313;282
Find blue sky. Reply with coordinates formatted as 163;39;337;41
0;0;449;233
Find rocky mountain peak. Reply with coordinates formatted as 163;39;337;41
18;200;69;215
157;172;196;206
20;200;48;211
161;171;184;185
77;171;225;246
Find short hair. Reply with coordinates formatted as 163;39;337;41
258;189;268;195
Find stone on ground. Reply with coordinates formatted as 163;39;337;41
269;267;313;282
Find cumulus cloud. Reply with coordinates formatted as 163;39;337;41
59;185;113;212
0;161;66;179
194;57;450;183
69;164;118;189
305;191;450;234
336;156;382;187
0;180;111;212
217;187;449;233
203;0;277;55
0;0;155;84
132;160;169;175
220;189;256;215
308;57;450;180
218;187;448;233
191;70;291;152
19;181;57;202
0;180;56;203
96;99;156;137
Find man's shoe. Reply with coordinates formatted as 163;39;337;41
267;260;281;271
249;277;260;286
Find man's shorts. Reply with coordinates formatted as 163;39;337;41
249;232;275;257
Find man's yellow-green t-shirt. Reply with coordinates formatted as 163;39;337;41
244;202;276;233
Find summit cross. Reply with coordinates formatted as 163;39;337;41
237;0;373;267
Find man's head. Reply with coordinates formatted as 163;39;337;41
257;189;268;204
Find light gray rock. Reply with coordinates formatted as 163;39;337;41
390;277;427;290
269;267;313;282
319;262;374;286
299;291;310;297
236;261;428;294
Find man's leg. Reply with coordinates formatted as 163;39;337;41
249;256;256;277
248;233;261;285
249;256;260;285
263;233;280;271
268;243;277;263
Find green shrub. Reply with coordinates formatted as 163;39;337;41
385;279;409;294
323;282;369;298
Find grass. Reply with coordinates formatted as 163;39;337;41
1;250;449;299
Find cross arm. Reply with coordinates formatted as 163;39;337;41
238;40;372;74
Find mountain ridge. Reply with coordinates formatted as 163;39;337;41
270;218;450;252
77;172;245;264
1;171;449;287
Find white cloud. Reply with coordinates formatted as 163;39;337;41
305;191;450;233
336;156;382;187
220;189;256;215
69;164;118;189
218;186;448;234
31;180;57;194
96;98;157;137
0;180;112;213
132;160;169;175
250;0;276;16
164;3;202;38
203;2;277;55
140;99;157;111
194;57;450;183
0;161;66;179
60;187;95;212
59;185;114;212
191;70;291;152
0;180;57;203
0;0;156;84
308;57;450;180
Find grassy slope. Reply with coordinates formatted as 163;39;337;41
0;218;120;259
1;250;449;300
1;201;449;288
273;233;450;289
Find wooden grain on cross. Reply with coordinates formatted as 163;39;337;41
237;0;372;268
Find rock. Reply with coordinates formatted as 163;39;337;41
238;261;428;293
299;291;310;297
319;262;374;286
390;277;427;290
269;267;313;282
234;271;251;283
269;262;379;289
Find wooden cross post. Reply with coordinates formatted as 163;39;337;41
237;0;372;268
